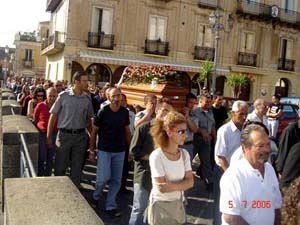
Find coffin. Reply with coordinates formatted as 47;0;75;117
120;82;189;110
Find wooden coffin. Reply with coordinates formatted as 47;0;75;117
120;82;189;110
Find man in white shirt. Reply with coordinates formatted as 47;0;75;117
247;99;268;127
213;100;248;225
220;123;282;225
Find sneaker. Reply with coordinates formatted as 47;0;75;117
104;209;121;217
90;198;98;209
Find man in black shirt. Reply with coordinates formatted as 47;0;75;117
266;94;283;138
89;87;131;217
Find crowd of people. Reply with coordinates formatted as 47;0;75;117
4;73;300;225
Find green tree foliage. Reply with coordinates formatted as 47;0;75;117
226;72;248;98
193;60;213;94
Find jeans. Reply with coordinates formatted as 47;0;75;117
38;132;56;176
93;150;125;210
213;166;223;225
128;183;150;225
268;119;279;138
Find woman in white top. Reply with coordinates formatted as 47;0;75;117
148;111;194;225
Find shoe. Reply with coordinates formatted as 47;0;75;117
90;198;98;209
105;209;121;217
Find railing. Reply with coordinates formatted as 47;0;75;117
23;59;33;68
237;52;257;67
144;39;169;56
10;108;37;178
88;32;114;50
41;31;65;51
278;58;295;71
198;0;218;9
237;0;300;25
194;46;215;61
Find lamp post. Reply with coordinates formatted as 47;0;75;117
208;2;234;96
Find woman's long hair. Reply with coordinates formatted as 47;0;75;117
150;111;186;149
32;85;46;101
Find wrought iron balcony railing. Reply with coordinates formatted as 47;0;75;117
198;0;218;9
23;59;33;68
144;39;169;56
41;31;65;55
237;52;257;67
278;58;295;71
237;0;300;26
194;46;215;61
88;32;115;50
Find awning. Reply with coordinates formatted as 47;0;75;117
79;50;230;74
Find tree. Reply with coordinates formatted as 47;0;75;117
226;72;248;99
193;60;213;95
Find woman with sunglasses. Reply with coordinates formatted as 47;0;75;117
27;85;46;119
148;111;194;225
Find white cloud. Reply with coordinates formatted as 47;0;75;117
0;0;50;47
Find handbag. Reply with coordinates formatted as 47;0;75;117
147;149;186;225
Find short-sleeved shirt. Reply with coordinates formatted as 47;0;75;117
94;105;130;152
149;148;191;201
50;88;94;129
33;100;58;133
135;110;155;126
191;107;215;134
247;111;268;127
268;103;283;119
214;120;241;166
220;157;282;225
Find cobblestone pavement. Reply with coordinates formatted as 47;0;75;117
80;160;214;225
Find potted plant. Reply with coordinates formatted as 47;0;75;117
193;60;213;95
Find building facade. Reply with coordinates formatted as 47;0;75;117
14;21;49;78
43;0;300;100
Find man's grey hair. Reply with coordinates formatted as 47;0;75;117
241;124;267;147
231;100;248;112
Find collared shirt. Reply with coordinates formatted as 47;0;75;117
247;111;268;127
34;100;58;133
220;157;282;225
214;120;241;166
50;88;94;129
191;107;215;134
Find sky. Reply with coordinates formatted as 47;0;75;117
0;0;50;48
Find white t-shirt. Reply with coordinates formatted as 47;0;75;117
220;157;282;225
214;120;242;166
149;148;191;202
247;111;268;128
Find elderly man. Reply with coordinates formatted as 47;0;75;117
220;124;282;225
213;100;248;225
247;99;268;127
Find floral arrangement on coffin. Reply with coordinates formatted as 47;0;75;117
122;65;178;84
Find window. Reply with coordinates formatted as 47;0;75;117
91;7;113;34
282;0;295;10
240;31;255;53
280;38;293;59
25;49;32;61
148;15;167;41
196;24;213;47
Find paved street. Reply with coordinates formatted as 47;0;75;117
80;159;214;225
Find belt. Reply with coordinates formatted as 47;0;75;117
59;128;85;134
184;140;193;145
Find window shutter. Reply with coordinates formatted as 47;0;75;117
286;40;293;59
196;24;204;46
102;9;112;34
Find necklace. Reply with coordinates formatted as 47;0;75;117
163;149;180;156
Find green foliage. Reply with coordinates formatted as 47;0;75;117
226;73;248;98
193;60;213;94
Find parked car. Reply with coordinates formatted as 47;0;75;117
280;97;300;117
248;102;299;139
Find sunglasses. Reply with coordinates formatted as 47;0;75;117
173;129;188;135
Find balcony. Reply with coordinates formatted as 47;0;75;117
88;32;115;50
278;58;295;71
198;0;218;9
144;39;169;56
23;59;33;68
46;0;62;12
194;46;214;61
237;52;257;67
41;31;65;56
